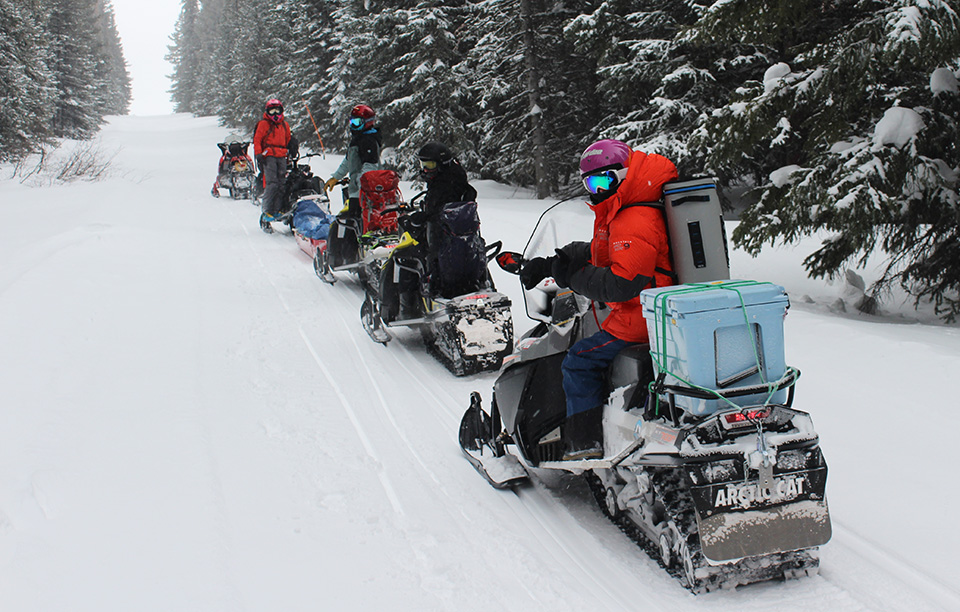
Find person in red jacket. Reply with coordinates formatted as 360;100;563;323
520;139;678;460
253;98;293;231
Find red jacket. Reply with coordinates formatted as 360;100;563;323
253;118;291;158
586;150;678;343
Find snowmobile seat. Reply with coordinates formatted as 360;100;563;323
608;343;653;411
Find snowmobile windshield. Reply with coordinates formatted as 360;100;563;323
521;199;593;322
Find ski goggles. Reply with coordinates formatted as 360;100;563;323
349;117;365;129
582;167;628;194
266;107;283;116
419;159;438;171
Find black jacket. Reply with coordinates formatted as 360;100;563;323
423;161;477;220
352;129;382;166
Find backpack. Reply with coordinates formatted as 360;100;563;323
434;200;486;298
359;169;401;234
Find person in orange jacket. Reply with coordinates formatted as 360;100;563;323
520;139;678;460
253;98;293;231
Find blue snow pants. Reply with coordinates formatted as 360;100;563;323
561;329;631;418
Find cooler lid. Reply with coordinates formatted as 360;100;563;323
641;280;788;317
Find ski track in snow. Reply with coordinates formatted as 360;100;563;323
1;114;958;611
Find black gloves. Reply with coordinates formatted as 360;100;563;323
551;249;573;288
256;155;265;171
520;256;555;290
520;242;591;290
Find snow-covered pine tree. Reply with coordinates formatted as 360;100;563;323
279;0;338;150
44;0;111;138
213;0;293;133
702;0;960;320
94;0;131;116
381;2;477;177
0;0;57;160
167;0;202;114
564;0;710;171
325;0;402;151
189;0;227;117
466;0;597;196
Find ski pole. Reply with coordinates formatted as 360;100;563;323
302;99;326;158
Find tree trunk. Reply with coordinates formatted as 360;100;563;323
521;0;548;199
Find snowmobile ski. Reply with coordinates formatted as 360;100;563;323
314;248;336;284
360;296;391;344
458;393;528;488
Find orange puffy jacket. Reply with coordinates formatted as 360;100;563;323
569;150;678;343
253;118;291;158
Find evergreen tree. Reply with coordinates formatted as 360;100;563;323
190;0;227;117
0;0;56;160
44;0;109;138
279;0;338;150
565;0;708;168
383;2;476;177
94;0;131;116
167;0;202;113
466;0;596;196
702;0;960;319
325;0;414;153
214;0;293;133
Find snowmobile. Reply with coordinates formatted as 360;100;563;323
458;200;831;592
211;140;255;199
313;177;367;284
259;152;324;234
358;195;514;376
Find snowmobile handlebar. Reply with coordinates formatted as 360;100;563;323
494;250;522;275
485;241;504;263
287;151;323;163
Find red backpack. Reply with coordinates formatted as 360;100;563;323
359;170;401;234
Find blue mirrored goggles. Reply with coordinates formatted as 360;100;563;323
349;117;365;128
582;168;627;194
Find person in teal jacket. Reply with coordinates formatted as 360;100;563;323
325;104;383;216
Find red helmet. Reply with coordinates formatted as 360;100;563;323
264;99;284;124
349;104;376;131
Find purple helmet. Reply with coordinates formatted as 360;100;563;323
579;139;632;177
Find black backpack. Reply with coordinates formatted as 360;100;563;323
434;201;486;298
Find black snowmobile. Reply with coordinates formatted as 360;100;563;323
459;200;831;592
314;177;372;284
358;194;514;376
259;152;324;234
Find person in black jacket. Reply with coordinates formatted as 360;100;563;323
416;141;477;222
380;142;478;322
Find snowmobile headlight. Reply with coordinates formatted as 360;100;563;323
776;450;809;472
702;459;740;484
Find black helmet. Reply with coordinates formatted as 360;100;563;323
418;142;453;178
417;142;453;164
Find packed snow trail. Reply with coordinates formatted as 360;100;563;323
0;114;958;611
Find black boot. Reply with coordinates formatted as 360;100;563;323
563;406;604;461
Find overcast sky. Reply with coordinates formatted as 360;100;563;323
111;0;181;115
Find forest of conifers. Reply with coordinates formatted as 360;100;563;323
0;0;130;159
5;1;960;318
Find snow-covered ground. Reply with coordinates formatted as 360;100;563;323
1;114;958;611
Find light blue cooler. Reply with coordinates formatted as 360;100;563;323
640;280;790;416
